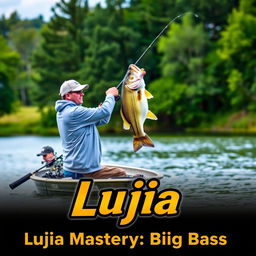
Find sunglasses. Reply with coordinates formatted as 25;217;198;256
70;90;84;94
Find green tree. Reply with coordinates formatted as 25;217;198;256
0;36;20;115
32;0;89;107
9;26;41;105
126;0;179;81
148;14;209;126
218;0;256;110
0;11;20;39
0;12;44;106
80;1;140;106
176;0;239;40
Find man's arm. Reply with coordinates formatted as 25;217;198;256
95;87;119;126
74;87;119;126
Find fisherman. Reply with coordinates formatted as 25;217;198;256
37;146;63;178
37;145;63;178
55;80;127;179
37;145;56;165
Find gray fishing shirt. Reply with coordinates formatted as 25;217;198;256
55;95;115;174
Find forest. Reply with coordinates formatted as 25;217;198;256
1;0;256;134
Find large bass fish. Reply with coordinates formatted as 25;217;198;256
120;64;157;152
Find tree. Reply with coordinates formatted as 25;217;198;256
176;0;239;40
148;14;209;126
126;0;179;81
0;11;20;39
0;12;44;106
32;0;89;107
0;36;20;115
9;26;41;105
80;1;140;106
218;0;256;110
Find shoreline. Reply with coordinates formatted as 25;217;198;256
1;129;256;137
1;106;256;136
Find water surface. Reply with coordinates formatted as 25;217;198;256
0;135;255;214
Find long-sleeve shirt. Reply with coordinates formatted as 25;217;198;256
55;95;115;173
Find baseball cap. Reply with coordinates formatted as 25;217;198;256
37;146;54;156
59;80;89;97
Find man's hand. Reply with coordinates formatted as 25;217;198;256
106;87;119;97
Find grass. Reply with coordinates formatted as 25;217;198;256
0;106;40;124
0;106;42;136
1;106;256;136
187;111;256;134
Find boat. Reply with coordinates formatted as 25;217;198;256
30;164;163;196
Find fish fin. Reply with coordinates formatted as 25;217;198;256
146;110;158;120
145;90;153;99
120;109;131;130
133;138;143;152
133;134;154;152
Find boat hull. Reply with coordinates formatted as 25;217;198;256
30;164;163;196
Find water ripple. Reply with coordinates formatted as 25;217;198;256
0;135;255;210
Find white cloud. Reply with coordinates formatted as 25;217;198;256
0;0;105;21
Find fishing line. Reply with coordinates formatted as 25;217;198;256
116;12;199;89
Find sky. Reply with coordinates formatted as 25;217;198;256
0;0;105;21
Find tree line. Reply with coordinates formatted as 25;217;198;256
0;0;256;130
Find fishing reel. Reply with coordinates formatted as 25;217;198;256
43;170;64;179
42;155;64;178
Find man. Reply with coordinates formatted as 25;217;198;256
37;145;56;165
37;146;63;178
55;79;126;179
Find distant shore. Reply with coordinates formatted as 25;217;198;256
1;106;256;136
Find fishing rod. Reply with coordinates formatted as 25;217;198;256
116;12;199;90
9;155;63;189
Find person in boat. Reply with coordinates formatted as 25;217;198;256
55;80;127;179
37;145;56;165
37;145;63;178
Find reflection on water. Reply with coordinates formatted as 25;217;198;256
103;136;256;211
0;135;255;213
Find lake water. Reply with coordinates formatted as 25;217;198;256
0;135;255;215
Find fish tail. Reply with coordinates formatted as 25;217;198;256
133;134;154;152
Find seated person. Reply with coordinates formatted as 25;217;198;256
55;79;126;179
37;146;63;178
37;145;56;165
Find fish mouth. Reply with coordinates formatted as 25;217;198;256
127;78;145;90
128;83;140;90
129;65;146;77
129;64;140;72
125;64;146;90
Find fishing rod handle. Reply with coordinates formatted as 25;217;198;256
9;172;32;190
115;96;120;101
